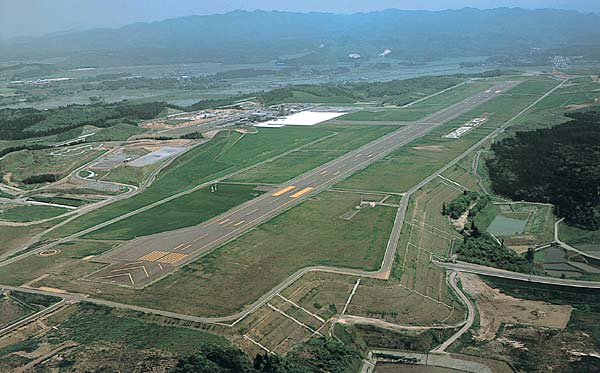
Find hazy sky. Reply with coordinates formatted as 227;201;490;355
2;0;599;38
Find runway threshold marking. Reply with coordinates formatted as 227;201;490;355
271;185;296;197
139;251;170;261
157;252;188;264
290;187;314;198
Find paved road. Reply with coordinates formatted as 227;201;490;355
90;82;515;287
434;260;600;289
0;79;576;328
0;133;335;266
0;298;68;338
430;272;475;353
554;218;600;261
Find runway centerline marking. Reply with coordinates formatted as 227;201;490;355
218;219;230;225
193;234;209;242
234;220;245;227
245;208;260;216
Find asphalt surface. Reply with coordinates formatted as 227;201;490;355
90;82;516;288
430;271;475;353
435;260;600;289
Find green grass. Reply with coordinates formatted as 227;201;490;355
98;163;161;187
0;146;104;185
341;81;492;122
0;241;115;286
87;123;148;142
281;90;356;104
337;78;559;193
46;303;227;353
45;127;333;240
558;222;600;250
229;124;395;184
28;196;93;207
8;191;396;316
0;204;66;222
84;183;262;240
0;223;58;256
228;150;344;184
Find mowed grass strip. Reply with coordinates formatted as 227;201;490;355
46;127;333;240
84;183;261;240
341;81;492;122
7;191;396;316
229;124;396;184
0;204;66;222
337;78;558;193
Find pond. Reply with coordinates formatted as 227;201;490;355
486;215;527;236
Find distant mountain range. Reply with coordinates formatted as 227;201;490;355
2;7;600;67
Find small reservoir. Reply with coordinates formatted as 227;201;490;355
486;215;527;236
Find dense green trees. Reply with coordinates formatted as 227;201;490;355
258;75;463;106
170;337;361;373
443;191;480;219
457;233;534;273
0;101;170;141
487;109;600;229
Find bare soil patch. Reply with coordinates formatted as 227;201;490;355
412;145;447;152
460;273;572;341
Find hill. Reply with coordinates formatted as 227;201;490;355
2;8;600;67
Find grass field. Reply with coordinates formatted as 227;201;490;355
0;204;67;222
0;191;396;316
0;221;62;256
0;302;228;372
505;78;600;135
0;146;104;185
97;162;162;187
27;195;95;207
337;78;559;193
44;127;335;241
84;183;261;240
340;81;492;122
0;291;60;328
228;124;395;184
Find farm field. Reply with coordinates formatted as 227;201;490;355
337;78;558;193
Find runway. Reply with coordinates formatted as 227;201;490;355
89;81;516;287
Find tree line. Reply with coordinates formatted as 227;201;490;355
486;108;600;230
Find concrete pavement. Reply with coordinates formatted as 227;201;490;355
89;82;515;288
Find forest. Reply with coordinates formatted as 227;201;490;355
487;108;600;230
0;101;172;141
170;337;360;373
